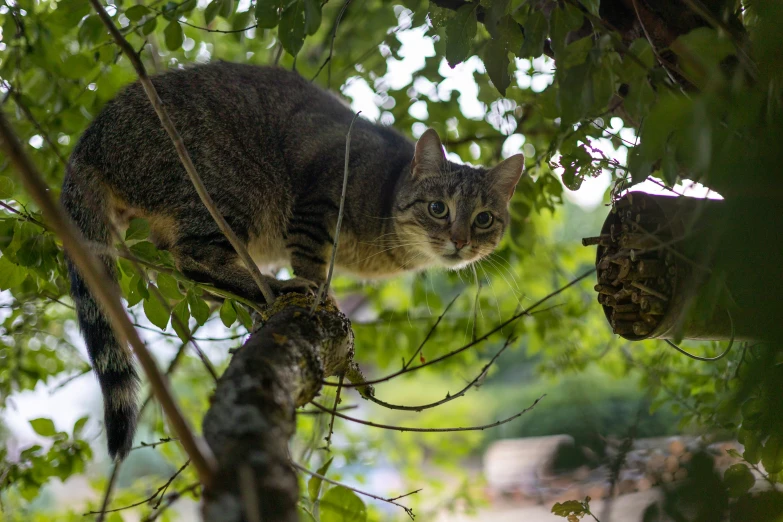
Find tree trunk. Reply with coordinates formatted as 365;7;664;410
201;294;354;521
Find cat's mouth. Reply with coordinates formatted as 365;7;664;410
440;250;476;267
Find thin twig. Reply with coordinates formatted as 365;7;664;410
327;0;353;89
310;394;545;433
95;462;120;522
49;366;92;394
292;461;419;519
367;327;518;412
131;437;178;452
313;111;361;309
84;460;191;516
330;270;595;388
403;293;460;370
0;200;49;229
7;87;68;165
0;111;216;484
323;374;344;450
143;482;201;522
89;0;275;306
149;8;257;34
297;404;357;415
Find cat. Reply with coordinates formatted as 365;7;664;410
60;61;525;460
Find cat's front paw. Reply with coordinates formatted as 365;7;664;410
269;276;320;296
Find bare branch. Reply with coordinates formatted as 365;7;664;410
314;112;361;308
0;110;216;484
323;373;344;450
131;437;178;452
95;462;120;522
330;270;595;388
367;325;517;412
403;293;460;369
143;482;201;522
89;0;275;305
84;460;191;516
310;394;545;433
291;461;419;519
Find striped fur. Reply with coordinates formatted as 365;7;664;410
61;62;524;459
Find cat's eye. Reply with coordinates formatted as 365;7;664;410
429;201;448;218
474;211;493;228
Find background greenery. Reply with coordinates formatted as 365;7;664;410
1;0;781;520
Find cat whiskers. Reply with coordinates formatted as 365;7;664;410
346;240;431;267
487;253;524;294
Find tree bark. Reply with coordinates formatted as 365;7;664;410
201;294;354;521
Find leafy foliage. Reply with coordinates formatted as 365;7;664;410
1;0;782;519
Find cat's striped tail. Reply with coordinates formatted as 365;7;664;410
61;161;139;460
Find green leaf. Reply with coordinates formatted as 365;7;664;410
49;0;91;27
164;20;184;51
142;16;158;35
122;273;142;306
321;486;367;522
0;177;14;199
483;15;522;95
235;303;253;330
672;27;735;73
172;299;191;342
0;219;15;251
303;0;321;35
308;457;333;502
187;289;211;325
0;256;27;289
279;0;306;56
205;0;220;24
125;218;150;241
551;500;585;517
157;272;184;300
561;35;593;68
72;416;89;437
125;5;150;22
578;0;600;17
724;463;755;497
16;236;46;267
255;0;280;28
220;299;237;327
445;4;477;67
219;0;235;18
762;435;783;474
550;4;584;57
557;61;594;125
129;241;160;262
143;288;171;330
78;15;105;47
30;418;56;437
744;433;762;465
483;38;511;96
520;11;548;57
61;54;95;80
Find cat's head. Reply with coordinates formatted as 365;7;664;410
393;128;525;270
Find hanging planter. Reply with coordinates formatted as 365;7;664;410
583;191;758;342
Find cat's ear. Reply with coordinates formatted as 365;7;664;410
411;128;445;178
488;154;525;200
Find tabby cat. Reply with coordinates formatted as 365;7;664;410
61;62;525;459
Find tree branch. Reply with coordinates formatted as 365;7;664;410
311;394;544;433
201;294;354;521
330;269;595;389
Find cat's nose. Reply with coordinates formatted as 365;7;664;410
452;238;470;250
